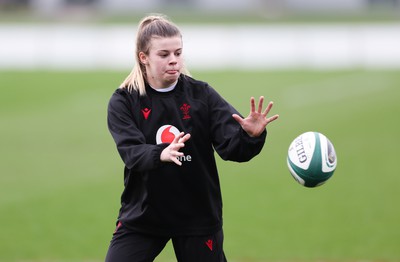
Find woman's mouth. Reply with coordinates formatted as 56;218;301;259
166;70;179;74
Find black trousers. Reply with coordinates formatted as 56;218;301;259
105;222;227;262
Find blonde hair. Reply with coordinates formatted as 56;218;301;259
120;14;189;95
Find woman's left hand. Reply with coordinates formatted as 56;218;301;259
232;96;279;138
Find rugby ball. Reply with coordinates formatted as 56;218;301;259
287;132;337;187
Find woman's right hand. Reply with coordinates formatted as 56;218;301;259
160;132;191;166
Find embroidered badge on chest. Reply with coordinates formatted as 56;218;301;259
180;103;191;120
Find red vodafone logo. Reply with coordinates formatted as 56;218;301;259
156;125;180;144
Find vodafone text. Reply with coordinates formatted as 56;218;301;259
177;155;192;162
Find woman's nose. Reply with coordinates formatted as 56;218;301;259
169;54;178;64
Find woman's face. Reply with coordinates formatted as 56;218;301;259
140;36;183;89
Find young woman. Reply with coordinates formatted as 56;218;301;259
105;14;279;262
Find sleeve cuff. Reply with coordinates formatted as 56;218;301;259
153;143;169;168
240;128;267;143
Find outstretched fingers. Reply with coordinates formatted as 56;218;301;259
263;101;279;124
251;96;266;114
250;97;255;113
178;133;191;144
262;101;274;117
257;96;264;113
160;132;191;166
267;114;279;124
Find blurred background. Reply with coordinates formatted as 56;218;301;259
1;1;399;262
1;0;400;18
1;0;400;70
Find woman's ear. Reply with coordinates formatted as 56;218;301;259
139;52;148;65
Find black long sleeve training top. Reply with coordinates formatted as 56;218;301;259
107;74;266;237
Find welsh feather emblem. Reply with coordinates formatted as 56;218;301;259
180;103;191;120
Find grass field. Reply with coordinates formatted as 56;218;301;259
0;70;399;262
